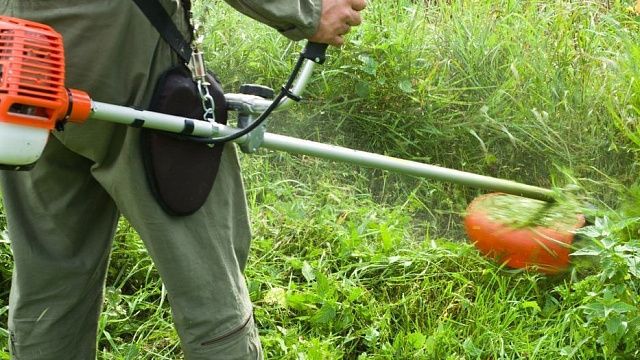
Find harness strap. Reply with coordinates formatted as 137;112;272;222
131;0;192;64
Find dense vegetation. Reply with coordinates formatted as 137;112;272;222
1;0;640;358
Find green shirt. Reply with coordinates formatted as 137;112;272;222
224;0;322;40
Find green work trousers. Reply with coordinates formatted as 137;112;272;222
0;0;261;358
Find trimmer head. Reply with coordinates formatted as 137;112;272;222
464;193;585;274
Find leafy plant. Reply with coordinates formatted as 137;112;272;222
571;215;640;356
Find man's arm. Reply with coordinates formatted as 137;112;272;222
223;0;366;46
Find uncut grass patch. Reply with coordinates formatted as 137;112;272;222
320;0;635;185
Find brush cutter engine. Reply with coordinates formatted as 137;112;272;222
0;16;91;169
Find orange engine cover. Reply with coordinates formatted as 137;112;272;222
0;16;68;129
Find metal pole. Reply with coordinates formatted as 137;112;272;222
90;101;556;202
260;133;555;202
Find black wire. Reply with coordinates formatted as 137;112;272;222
187;54;307;144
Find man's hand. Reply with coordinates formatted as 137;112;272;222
309;0;366;46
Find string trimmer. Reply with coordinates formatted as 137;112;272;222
0;16;584;273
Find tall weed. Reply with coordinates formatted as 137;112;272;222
325;1;634;187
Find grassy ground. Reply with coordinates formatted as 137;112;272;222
1;0;640;358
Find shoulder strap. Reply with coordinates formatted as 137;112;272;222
131;0;192;64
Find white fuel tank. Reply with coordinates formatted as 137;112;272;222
0;122;48;169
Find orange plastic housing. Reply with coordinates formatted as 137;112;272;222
0;16;89;129
464;193;585;274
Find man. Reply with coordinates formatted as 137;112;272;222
0;0;365;358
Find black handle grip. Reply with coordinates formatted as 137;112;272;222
301;42;329;64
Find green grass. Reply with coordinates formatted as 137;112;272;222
1;0;640;358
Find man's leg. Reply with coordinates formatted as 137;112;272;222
0;137;119;359
3;0;262;358
91;128;263;359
